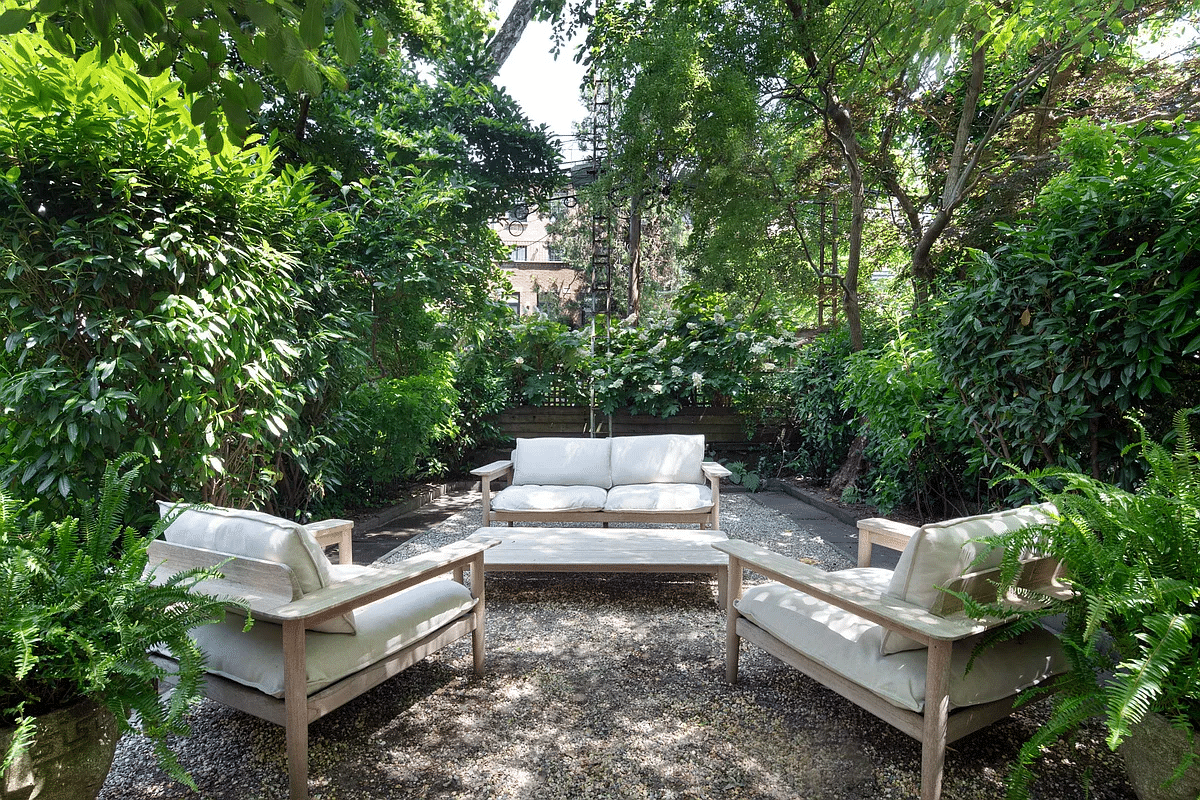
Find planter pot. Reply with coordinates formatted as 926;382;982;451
1;698;119;800
1119;712;1200;800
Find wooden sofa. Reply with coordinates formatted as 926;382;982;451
472;434;732;528
717;504;1071;800
145;503;496;800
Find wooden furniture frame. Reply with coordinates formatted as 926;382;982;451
147;532;497;800
472;459;732;529
466;526;731;607
716;519;1068;800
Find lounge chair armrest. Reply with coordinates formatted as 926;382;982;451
471;460;513;480
855;516;918;567
303;518;354;564
714;539;993;644
269;539;501;624
702;461;733;481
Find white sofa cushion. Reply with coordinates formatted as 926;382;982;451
610;434;705;486
603;483;714;513
881;503;1056;654
511;437;612;488
492;485;608;513
157;501;355;634
737;574;1066;713
187;576;475;697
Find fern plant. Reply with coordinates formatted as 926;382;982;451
0;455;235;787
964;409;1200;798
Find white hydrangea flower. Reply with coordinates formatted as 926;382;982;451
714;312;725;325
750;342;768;355
672;356;683;364
691;371;704;388
514;356;525;365
686;322;698;330
648;340;665;355
610;378;624;389
650;383;664;394
671;365;684;377
688;340;701;350
735;332;748;342
763;362;777;372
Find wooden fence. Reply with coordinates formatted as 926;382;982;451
491;406;774;450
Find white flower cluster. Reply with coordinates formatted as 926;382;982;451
735;332;748;342
650;383;664;394
670;365;684;377
610;378;624;389
713;312;725;325
750;342;768;356
691;371;704;388
514;356;525;365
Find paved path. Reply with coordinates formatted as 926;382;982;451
344;487;901;570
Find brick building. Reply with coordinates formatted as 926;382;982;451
493;209;586;319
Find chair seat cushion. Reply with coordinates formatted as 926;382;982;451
603;483;714;513
188;575;475;698
492;485;607;512
736;572;1066;713
511;437;613;488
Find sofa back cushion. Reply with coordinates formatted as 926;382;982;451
157;502;356;634
880;503;1056;654
610;434;705;486
511;437;613;488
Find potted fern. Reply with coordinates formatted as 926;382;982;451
967;410;1200;800
1;455;232;800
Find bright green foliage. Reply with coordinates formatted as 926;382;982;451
774;329;859;482
0;0;471;148
0;454;234;786
935;121;1200;487
963;411;1200;798
507;315;590;406
0;36;330;507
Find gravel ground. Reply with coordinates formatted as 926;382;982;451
99;494;1134;800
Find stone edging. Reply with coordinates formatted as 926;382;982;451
764;479;866;528
353;480;476;533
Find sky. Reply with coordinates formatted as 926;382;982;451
493;2;590;164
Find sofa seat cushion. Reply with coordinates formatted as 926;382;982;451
610;434;705;485
188;576;475;698
882;503;1056;654
158;501;356;634
603;483;714;513
736;574;1066;714
492;485;608;513
511;437;612;488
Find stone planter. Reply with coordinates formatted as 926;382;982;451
1119;712;1200;800
1;698;119;800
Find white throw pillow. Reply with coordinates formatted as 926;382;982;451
879;503;1056;655
511;437;613;488
157;501;356;634
610;434;705;485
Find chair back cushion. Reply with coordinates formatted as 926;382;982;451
610;434;705;486
511;437;613;488
158;502;356;634
880;503;1056;654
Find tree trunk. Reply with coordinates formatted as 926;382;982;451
829;434;866;495
487;0;535;76
825;98;864;351
627;194;642;322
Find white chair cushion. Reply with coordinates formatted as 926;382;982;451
492;485;608;512
188;576;475;698
603;483;714;513
610;434;705;485
511;437;612;488
881;503;1056;655
737;575;1066;713
158;501;355;634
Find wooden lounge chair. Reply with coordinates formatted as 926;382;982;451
146;503;496;800
715;505;1070;800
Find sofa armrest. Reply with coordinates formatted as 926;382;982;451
856;517;918;567
471;460;513;480
702;461;733;481
713;539;993;644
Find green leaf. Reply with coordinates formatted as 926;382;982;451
0;9;33;34
299;0;325;50
333;9;360;65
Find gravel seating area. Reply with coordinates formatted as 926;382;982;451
100;494;1134;800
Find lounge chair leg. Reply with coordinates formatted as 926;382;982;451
921;639;952;800
282;621;309;800
725;557;743;683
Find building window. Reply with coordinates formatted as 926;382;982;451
504;294;520;314
511;246;528;262
546;246;564;262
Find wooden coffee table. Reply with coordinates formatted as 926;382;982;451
466;526;731;607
